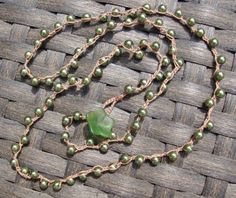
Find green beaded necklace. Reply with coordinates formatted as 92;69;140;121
11;3;226;192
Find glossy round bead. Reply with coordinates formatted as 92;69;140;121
86;37;94;45
11;143;20;153
120;154;130;163
124;84;134;94
93;167;102;177
66;178;75;186
68;76;77;85
72;111;80;121
67;15;75;22
70;60;78;69
145;90;154;100
167;151;178;161
156;72;164;81
40;180;48;190
82;13;91;19
109;164;117;173
134;50;144;60
21;167;29;175
155;18;163;26
187;17;196;27
183;144;193;153
99;144;109;153
62;116;71;126
214;71;224;81
54;22;62;29
196;28;205;38
161;83;168;93
95;27;103;35
204;98;214;108
79;173;87;182
139;39;148;49
138;108;147;117
35;107;44;117
67;145;76;156
177;58;184;67
60;68;69;78
93;67;103;77
45;78;53;86
86;138;94;146
167;29;176;37
112;8;120;15
34;39;41;47
25;51;32;59
21;135;29;145
107;20;117;30
31;77;40;87
206;120;214;130
74;47;83;55
40;29;49;37
138;13;147;23
61;132;70;142
110;132;117;139
31;170;39;180
143;3;151;11
99;57;109;67
168;46;176;55
10;159;18;169
162;57;170;66
158;4;167;12
150;157;160;166
139;79;147;86
151;41;160;51
209;38;219;48
164;71;172;79
82;77;91;85
216;89;225;98
99;15;108;22
52;181;62;192
124;39;134;48
20;68;28;77
124;133;133;145
217;55;226;65
194;130;203;141
132;120;141;130
174;9;182;18
54;83;63;92
45;98;54;108
135;155;145;166
115;47;122;56
24;116;32;125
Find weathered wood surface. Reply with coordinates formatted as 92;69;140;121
0;0;236;198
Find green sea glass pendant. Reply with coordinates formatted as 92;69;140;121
86;108;115;141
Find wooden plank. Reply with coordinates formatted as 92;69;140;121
215;30;236;52
0;158;16;182
225;184;236;198
0;60;19;80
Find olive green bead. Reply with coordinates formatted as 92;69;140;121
168;46;176;55
67;145;76;156
138;108;147;117
124;39;134;48
151;41;160;51
79;173;87;182
99;144;109;153
60;132;70;142
40;180;48;190
20;68;28;77
115;47;122;56
134;50;144;60
139;79;147;86
107;20;117;29
194;130;203;141
124;133;133;144
45;97;54;108
110;132;117;139
35;107;44;117
155;18;163;26
21;167;29;175
21;135;30;145
124;84;134;94
138;13;147;23
216;89;225;98
82;77;91;85
174;9;182;18
82;13;91;19
209;38;219;48
206;120;214;130
217;55;226;65
156;72;164;81
31;170;39;180
86;37;94;45
52;181;62;192
10;159;18;169
62;116;71;126
86;138;94;146
161;83;168;93
139;39;148;48
132;120;141;130
158;4;167;12
162;57;170;66
183;144;193;153
99;15;108;22
24;116;32;125
134;155;145;166
143;3;151;11
31;77;40;87
45;78;53;86
93;67;103;77
187;17;196;27
109;164;117;173
34;39;41;47
66;178;75;186
73;111;81;121
99;57;109;67
167;29;176;37
214;71;224;81
70;60;79;69
145;90;154;100
164;71;172;79
196;28;205;38
25;51;32;59
67;15;75;22
112;8;120;15
150;157;160;166
68;76;77;85
40;29;49;37
54;83;63;92
60;68;69;78
95;27;103;35
11;143;20;153
204;98;214;108
74;47;83;55
93;167;102;177
120;154;130;163
177;58;184;67
54;22;62;29
167;151;178;161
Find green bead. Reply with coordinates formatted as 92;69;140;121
45;98;54;108
132;120;141;130
67;145;76;156
68;76;77;85
74;47;83;55
124;133;133;144
143;3;151;11
194;130;203;141
206;120;214;130
110;132;117;139
196;28;205;38
150;157;160;166
120;154;130;163
73;111;81;121
168;46;176;55
134;155;145;166
99;57;109;67
40;180;48;190
54;22;62;29
31;170;39;180
139;39;148;49
107;20;117;30
62;116;71;126
24;116;32;125
167;29;176;38
138;108;147;117
124;84;134;94
109;164;117;173
187;17;196;27
167;151;178;161
138;13;147;23
162;57;170;66
61;132;70;143
139;79;147;86
20;68;28;77
99;144;109;153
82;13;91;19
217;55;226;65
54;83;63;92
52;181;62;192
31;77;40;87
21;135;29;145
66;178;75;186
86;138;94;146
67;15;75;22
214;71;224;81
156;72;164;81
45;78;53;86
82;77;91;85
151;41;160;51
78;173;87;182
11;143;20;153
70;60;79;69
158;4;167;12
161;83;168;93
164;71;172;79
204;98;214;108
155;18;163;26
134;50;144;60
177;58;184;67
25;51;32;59
35;107;44;117
87;37;94;45
115;47;122;56
174;9;182;18
99;15;108;22
34;39;41;47
21;167;29;175
145;90;154;100
93;67;103;77
10;159;18;169
95;27;103;35
93;167;102;177
209;38;219;48
60;68;69;78
183;144;193;153
40;29;49;37
124;39;134;48
216;89;225;98
112;8;120;15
